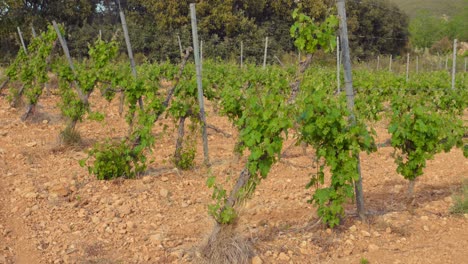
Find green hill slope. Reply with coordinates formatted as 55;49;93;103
389;0;466;18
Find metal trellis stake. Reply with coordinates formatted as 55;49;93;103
263;37;268;69
337;0;365;220
17;27;27;54
451;39;457;90
119;7;143;111
337;36;341;93
190;3;210;166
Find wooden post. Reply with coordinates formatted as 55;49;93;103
52;22;75;73
119;11;137;81
377;55;380;71
416;56;419;73
406;53;410;82
336;36;341;93
263;37;268;69
31;26;37;38
190;3;210;166
274;55;284;67
337;0;365;220
200;40;203;71
177;35;183;57
17;27;27;54
52;21;87;109
240;41;244;69
389;55;392;72
452;39;457;90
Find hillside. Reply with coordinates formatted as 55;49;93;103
389;0;466;18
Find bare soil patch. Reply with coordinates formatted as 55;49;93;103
0;91;467;264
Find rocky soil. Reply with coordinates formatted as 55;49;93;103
0;91;467;264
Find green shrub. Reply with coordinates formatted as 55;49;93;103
360;258;369;264
174;146;196;170
80;140;146;180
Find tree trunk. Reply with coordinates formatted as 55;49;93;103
407;179;416;201
0;78;9;92
10;84;25;108
21;103;36;121
174;116;186;165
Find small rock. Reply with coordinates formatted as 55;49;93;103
26;141;37;147
251;255;263;264
299;247;311;255
78;209;87;218
142;176;153;184
444;196;453;203
160;189;169;198
368;244;379;252
344;247;353;256
326;228;332;234
300;241;307;248
361;230;371;237
0;131;7;137
278;252;290;261
421;216;429;221
181;202;189;208
373;231;381;237
464;214;468;219
386;227;392;234
23;208;32;217
42;120;49;124
349;225;357;232
24;192;38;199
423;225;429;231
150;234;163;244
161;177;169;182
119;204;132;216
91;216;100;224
345;239;353;246
126;221;136;229
105;226;113;234
49;184;70;197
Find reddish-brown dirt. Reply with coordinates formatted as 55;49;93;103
0;90;467;264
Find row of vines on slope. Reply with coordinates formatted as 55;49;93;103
1;10;467;264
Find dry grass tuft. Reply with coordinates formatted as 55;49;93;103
199;224;253;264
59;126;82;146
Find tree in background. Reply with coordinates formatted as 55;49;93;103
346;0;409;59
409;1;467;52
0;0;108;60
0;0;411;63
409;10;447;50
444;1;468;44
